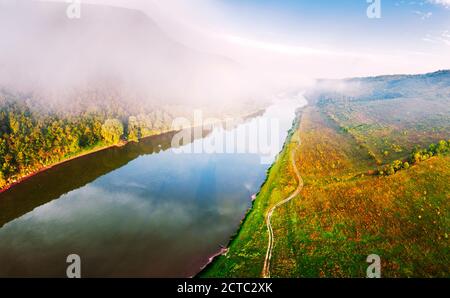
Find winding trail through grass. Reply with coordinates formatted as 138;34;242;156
262;140;303;278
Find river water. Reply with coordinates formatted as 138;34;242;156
0;95;306;277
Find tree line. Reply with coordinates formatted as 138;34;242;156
0;98;174;189
377;140;450;176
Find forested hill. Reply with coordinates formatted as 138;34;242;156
306;69;450;105
304;69;450;166
0;0;246;111
0;1;268;190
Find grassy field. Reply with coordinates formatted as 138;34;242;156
200;111;302;278
201;72;450;278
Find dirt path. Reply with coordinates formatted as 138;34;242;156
262;139;303;278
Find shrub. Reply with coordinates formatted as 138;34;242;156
101;119;124;144
392;160;403;171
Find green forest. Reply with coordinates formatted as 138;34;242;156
0;93;175;189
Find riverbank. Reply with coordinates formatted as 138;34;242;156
200;103;450;278
0;101;301;277
0;108;267;195
198;107;305;277
0;141;129;194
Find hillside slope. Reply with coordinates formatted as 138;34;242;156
201;70;450;278
0;0;247;111
0;1;267;191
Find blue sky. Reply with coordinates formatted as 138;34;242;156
215;0;450;55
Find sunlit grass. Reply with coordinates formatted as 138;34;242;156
201;105;449;278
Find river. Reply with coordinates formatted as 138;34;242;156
0;95;306;277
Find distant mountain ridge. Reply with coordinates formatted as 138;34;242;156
346;69;450;81
308;69;450;104
0;0;247;111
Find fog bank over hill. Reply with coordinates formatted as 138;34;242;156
306;70;450;105
0;0;286;114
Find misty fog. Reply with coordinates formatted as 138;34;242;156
2;0;448;116
0;0;291;116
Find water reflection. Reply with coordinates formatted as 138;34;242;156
0;96;306;277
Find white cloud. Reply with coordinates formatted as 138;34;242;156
427;0;450;8
423;31;450;46
413;10;433;19
223;35;368;58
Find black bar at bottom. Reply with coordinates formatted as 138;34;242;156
0;278;447;296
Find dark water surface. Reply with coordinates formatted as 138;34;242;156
0;97;305;277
